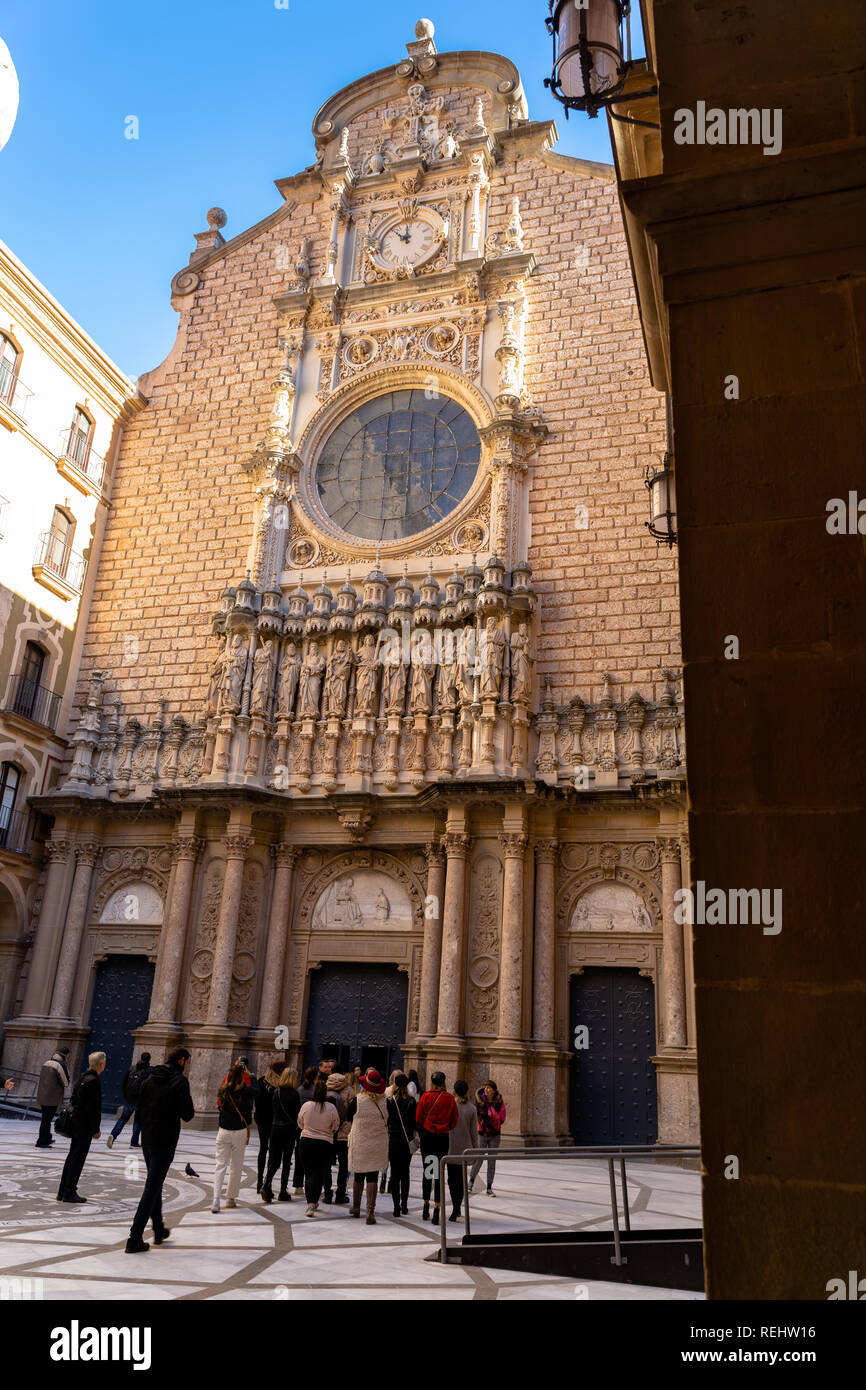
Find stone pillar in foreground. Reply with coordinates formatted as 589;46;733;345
417;840;446;1042
249;840;299;1068
427;819;470;1084
138;826;203;1058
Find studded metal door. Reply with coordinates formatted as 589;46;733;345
87;956;155;1110
569;968;658;1145
305;963;409;1077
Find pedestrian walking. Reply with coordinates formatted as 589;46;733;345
125;1048;194;1254
346;1068;389;1225
212;1061;255;1213
326;1071;353;1204
297;1078;340;1217
106;1052;151;1150
261;1066;300;1204
386;1072;417;1217
291;1065;318;1194
469;1079;507;1196
35;1045;70;1148
415;1071;458;1222
254;1059;280;1192
57;1051;106;1203
447;1080;478;1222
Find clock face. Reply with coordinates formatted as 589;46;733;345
316;390;481;543
380;218;438;268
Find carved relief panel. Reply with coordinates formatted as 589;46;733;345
466;851;502;1036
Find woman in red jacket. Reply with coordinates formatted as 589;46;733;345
415;1071;458;1222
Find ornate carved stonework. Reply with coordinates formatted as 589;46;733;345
185;858;225;1022
467;854;502;1035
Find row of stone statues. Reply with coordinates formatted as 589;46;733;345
208;616;533;723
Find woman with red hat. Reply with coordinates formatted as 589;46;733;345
345;1068;389;1224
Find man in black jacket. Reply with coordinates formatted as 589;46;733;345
57;1052;106;1203
126;1048;194;1254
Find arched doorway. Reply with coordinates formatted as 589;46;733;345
305;963;408;1077
569;967;658;1145
87;956;155;1109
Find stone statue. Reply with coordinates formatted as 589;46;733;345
324;639;353;718
480;616;506;699
458;627;477;705
375;889;390;922
297;641;325;718
510;621;532;702
206;642;224;716
250;639;276;717
409;655;436;714
220;634;248;713
335;877;362;923
384;651;408;715
354;634;380;717
276;641;301;717
437;651;459;712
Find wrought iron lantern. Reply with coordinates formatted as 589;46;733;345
544;0;657;120
645;452;677;546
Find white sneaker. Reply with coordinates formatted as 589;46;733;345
293;1187;303;1195
105;1135;114;1150
211;1202;220;1213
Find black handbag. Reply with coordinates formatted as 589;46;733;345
54;1106;75;1138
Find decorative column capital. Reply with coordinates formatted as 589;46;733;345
74;842;101;868
443;832;472;860
499;832;529;859
272;843;301;869
424;840;446;870
533;837;558;865
658;836;682;864
224;834;254;861
45;838;72;864
171;835;204;865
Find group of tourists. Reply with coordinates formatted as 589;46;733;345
5;1044;507;1252
215;1057;507;1224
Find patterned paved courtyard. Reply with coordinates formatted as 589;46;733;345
0;1118;704;1301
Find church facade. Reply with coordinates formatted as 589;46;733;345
1;21;696;1141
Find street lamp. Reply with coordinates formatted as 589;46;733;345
645;452;677;546
544;1;657;120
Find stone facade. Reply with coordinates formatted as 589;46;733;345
1;21;695;1141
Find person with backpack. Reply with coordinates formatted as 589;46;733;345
261;1066;300;1204
468;1079;507;1196
57;1051;106;1203
386;1072;417;1217
212;1061;255;1213
106;1052;152;1150
447;1080;479;1222
415;1071;458;1222
125;1048;195;1254
35;1045;70;1148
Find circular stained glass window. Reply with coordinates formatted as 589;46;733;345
315;389;481;543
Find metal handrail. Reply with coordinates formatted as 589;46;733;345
33;532;88;593
0;1068;44;1121
59;427;105;488
438;1144;701;1265
4;671;62;731
0;372;34;419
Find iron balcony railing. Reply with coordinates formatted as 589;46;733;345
4;671;62;731
34;532;87;593
0;806;37;857
59;427;105;488
0;366;34;420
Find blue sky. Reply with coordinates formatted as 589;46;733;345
0;1;627;379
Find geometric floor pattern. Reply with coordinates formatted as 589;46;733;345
0;1118;704;1301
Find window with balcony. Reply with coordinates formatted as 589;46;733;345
6;641;59;730
33;507;87;598
58;405;105;490
0;335;17;403
0;762;21;849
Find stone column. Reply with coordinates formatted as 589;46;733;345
660;836;687;1047
48;842;100;1021
148;834;203;1025
19;835;73;1018
497;832;529;1040
418;841;446;1040
257;843;299;1033
435;832;471;1037
680;833;697;1048
532;838;558;1043
206;829;254;1027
